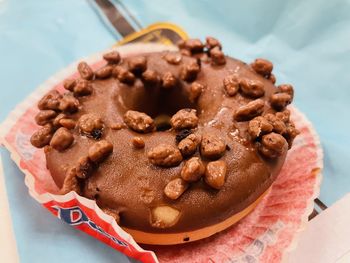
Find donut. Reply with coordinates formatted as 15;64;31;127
30;37;299;245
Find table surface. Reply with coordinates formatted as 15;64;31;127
1;0;350;262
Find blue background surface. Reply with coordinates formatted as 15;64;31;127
1;0;350;262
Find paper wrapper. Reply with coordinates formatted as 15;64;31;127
0;43;322;263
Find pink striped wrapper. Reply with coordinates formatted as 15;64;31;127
0;44;322;263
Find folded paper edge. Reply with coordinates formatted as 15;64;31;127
281;107;323;263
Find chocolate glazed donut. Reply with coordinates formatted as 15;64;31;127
31;37;299;244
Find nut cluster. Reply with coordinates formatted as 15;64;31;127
170;109;198;130
124;110;155;133
31;89;80;150
32;54;123;196
223;73;267;100
177;37;225;66
234;99;265;122
61;139;113;194
269;84;294;111
31;53;121;151
247;110;299;158
250;58;276;84
77;114;104;139
218;55;298;159
148;144;183;167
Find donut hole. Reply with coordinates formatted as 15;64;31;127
154;114;172;131
117;80;197;128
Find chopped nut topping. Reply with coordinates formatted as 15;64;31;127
151;206;180;228
142;69;160;86
78;114;104;138
103;51;121;64
60;167;81;195
58;93;80;113
180;39;204;53
277;84;294;99
53;113;67;128
50;127;74;151
63;79;76;91
264;113;287;134
181;157;205;182
177;39;186;49
113;66;135;84
234;99;265;122
75;156;94;179
275;110;291;123
95;65;113;79
124;110;154;133
147;144;183;167
210;46;226;65
88;140;113;163
268;110;299;148
189;82;204;102
170;109;198;130
239;78;265;98
164;178;188;200
30;124;53;148
200;134;226;159
77;62;94;80
204;160;227;189
164;52;182;65
128;56;147;75
59;118;76;130
132;137;145;149
284;122;300;148
35;110;57;126
74;79;93;96
38;90;62;111
251;58;273;77
180;59;200;82
248;116;273;139
162;72;177;89
268;73;276;84
178;134;200;157
205;36;222;50
223;74;240;96
258;132;288;158
270;93;292;111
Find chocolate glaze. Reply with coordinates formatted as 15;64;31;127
46;52;287;233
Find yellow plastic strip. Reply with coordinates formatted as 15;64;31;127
115;22;188;46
